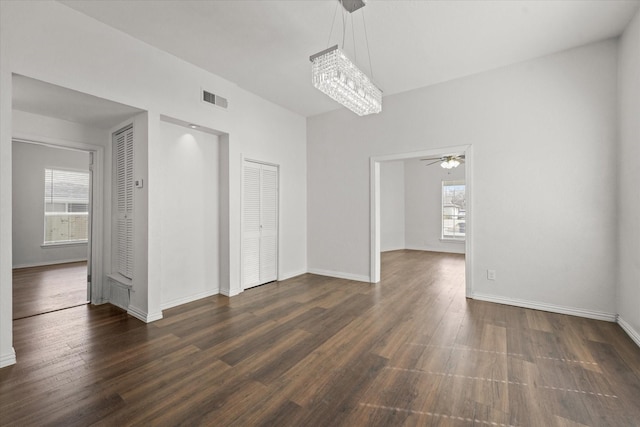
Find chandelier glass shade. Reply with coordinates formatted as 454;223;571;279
310;45;382;116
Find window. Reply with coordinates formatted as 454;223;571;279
44;168;90;244
442;180;465;241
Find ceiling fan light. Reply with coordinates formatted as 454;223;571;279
450;159;460;168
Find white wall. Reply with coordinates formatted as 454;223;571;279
308;39;618;319
617;9;640;345
105;113;152;320
13;109;109;147
404;159;465;254
380;161;405;251
0;1;307;366
159;121;220;309
12;141;90;268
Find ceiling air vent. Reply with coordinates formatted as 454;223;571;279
202;90;228;109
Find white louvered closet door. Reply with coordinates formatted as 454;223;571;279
242;161;278;289
115;126;134;279
259;165;278;283
242;162;261;288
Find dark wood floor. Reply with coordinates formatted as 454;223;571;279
1;250;639;426
12;261;88;319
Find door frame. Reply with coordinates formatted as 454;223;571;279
12;134;105;304
240;157;280;292
370;144;473;297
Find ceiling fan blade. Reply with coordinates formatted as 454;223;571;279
420;157;443;161
423;159;442;166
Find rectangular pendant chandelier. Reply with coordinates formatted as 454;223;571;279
310;45;382;116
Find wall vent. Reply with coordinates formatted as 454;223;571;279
108;278;130;311
202;90;228;109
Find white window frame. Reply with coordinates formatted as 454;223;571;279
441;179;466;242
43;167;90;246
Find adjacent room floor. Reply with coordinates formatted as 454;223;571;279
1;251;639;426
12;261;88;319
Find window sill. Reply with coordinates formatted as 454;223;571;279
440;238;465;244
41;241;88;249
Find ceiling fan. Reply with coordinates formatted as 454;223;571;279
420;154;465;169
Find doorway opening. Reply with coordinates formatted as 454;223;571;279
11;141;95;319
370;145;473;297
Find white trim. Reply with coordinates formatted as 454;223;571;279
220;288;241;297
0;347;16;368
370;145;473;297
464;145;473;297
41;242;88;248
618;316;640;348
307;268;370;283
12;258;88;269
471;292;617;322
279;269;307;281
441;179;466;241
404;245;465;255
127;305;163;323
370;159;380;283
380;246;406;253
240;158;280;291
160;289;220;310
12;134;98;153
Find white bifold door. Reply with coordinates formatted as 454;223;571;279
242;160;278;289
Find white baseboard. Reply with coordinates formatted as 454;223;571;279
307;268;370;283
471;292;617;322
13;258;88;269
381;245;405;253
160;288;220;310
279;269;307;281
404;245;465;255
0;347;17;368
618;316;640;348
147;311;163;322
127;305;163;323
220;288;241;297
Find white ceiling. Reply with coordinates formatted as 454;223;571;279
13;74;143;129
59;0;639;117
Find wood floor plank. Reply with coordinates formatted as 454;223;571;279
12;262;88;319
2;250;640;426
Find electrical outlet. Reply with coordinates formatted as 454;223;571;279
487;269;496;280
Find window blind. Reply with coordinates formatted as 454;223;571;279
43;168;90;244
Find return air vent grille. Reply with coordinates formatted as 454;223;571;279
202;90;228;109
